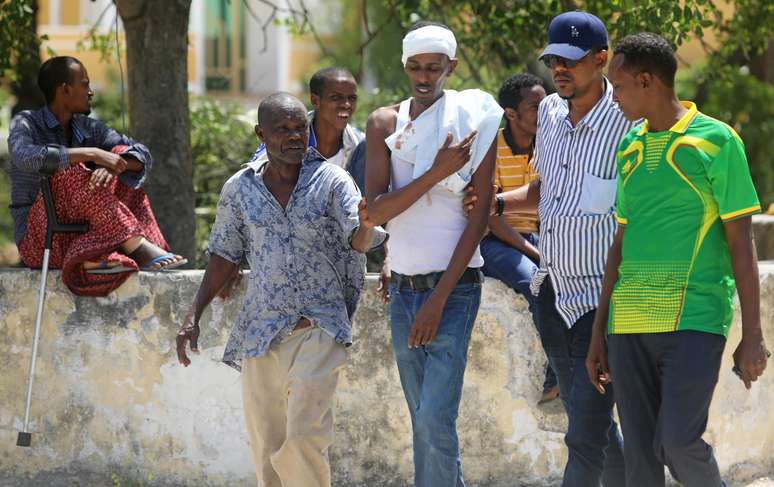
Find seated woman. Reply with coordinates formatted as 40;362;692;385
7;56;185;296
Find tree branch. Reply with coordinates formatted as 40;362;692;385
243;0;332;57
355;0;399;77
429;0;483;84
241;0;273;53
361;0;372;36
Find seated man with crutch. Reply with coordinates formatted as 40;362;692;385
7;56;186;296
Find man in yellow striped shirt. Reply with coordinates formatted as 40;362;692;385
481;73;562;404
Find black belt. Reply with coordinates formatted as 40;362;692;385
391;267;483;292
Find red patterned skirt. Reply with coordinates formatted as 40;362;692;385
19;163;168;296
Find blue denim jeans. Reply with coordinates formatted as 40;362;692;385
481;234;557;391
536;279;626;487
389;279;482;487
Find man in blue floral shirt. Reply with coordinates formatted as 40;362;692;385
249;66;367;192
175;93;384;487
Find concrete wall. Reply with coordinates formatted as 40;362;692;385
754;215;774;262
0;265;773;486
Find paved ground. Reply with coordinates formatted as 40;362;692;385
2;473;772;486
0;473;774;487
739;479;774;486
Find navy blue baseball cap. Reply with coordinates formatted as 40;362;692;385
539;11;608;61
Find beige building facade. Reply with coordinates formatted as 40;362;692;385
37;0;327;97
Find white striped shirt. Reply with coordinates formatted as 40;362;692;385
530;79;633;327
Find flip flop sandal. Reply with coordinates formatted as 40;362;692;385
140;253;188;272
86;261;136;275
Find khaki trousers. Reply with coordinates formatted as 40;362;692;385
241;327;347;487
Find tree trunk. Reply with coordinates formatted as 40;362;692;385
750;38;774;84
11;0;45;115
116;0;196;266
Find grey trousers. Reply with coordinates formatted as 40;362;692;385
608;330;726;487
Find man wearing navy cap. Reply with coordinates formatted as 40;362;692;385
469;11;632;486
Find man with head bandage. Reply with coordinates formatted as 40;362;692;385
361;20;500;487
400;24;457;66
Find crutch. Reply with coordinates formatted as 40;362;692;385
17;152;88;447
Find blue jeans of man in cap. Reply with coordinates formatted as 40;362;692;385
536;278;626;487
389;278;482;487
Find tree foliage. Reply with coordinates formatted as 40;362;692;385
190;100;257;263
0;0;42;81
712;0;774;64
288;0;770;93
384;0;772;89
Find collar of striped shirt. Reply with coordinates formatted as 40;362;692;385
530;76;634;328
558;77;614;131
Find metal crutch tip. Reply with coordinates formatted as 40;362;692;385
16;432;32;447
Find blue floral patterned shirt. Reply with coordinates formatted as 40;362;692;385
208;150;384;370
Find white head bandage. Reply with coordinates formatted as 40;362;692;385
401;25;457;66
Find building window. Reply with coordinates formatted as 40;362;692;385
204;0;246;94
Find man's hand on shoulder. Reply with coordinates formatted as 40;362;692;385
463;184;497;217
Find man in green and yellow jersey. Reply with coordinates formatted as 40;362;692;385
587;33;770;487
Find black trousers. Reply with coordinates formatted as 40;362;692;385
608;331;726;487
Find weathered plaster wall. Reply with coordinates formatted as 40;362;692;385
0;265;772;486
754;215;774;261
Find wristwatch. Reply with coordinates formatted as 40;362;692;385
495;194;505;216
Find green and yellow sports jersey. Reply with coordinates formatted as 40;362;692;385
609;102;761;337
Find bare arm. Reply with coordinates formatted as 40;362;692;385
193;254;240;321
502;179;541;214
586;225;625;394
350;226;376;253
350;199;377;253
67;147;128;173
92;118;152;178
487;214;540;262
463;178;541;216
726;217;768;389
65;149;140;172
365;107;476;226
176;254;239;366
8;114;126;175
408;138;497;347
